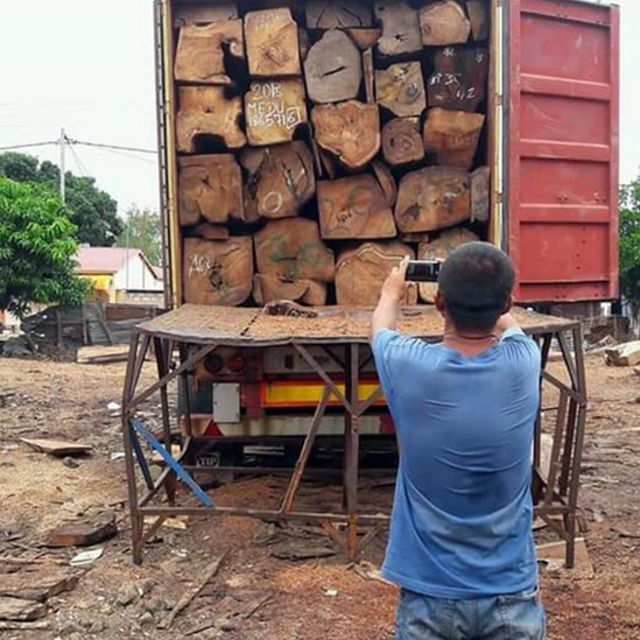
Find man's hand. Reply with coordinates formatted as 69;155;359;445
381;256;409;302
370;257;409;342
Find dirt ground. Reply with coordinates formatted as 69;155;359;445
0;354;639;639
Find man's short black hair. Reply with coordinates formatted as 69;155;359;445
438;242;515;332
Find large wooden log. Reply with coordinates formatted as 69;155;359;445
419;0;471;46
173;2;238;28
174;21;244;85
244;8;301;78
376;62;426;118
345;28;382;50
395;165;471;232
317;175;396;239
254;219;335;282
178;155;243;226
240;142;316;219
245;79;308;146
372;160;398;207
253;274;327;306
304;30;362;104
363;48;376;103
471;165;490;222
381;116;424;166
374;0;422;57
335;241;417;306
176;86;246;153
427;46;488;112
306;1;373;29
182;237;253;306
417;228;479;302
466;0;489;41
311;101;380;170
423;107;485;169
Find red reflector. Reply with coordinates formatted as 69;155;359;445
227;356;246;373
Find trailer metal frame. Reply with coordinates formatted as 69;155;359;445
121;305;587;566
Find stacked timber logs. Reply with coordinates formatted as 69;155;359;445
173;0;491;307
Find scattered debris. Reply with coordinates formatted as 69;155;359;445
0;571;78;602
612;527;640;539
158;551;228;630
605;341;640;367
270;542;337;561
106;401;121;413
0;596;46;622
349;561;392;585
47;511;117;547
77;345;130;365
1;336;33;358
116;584;140;607
144;515;190;531
20;438;92;457
69;547;103;567
0;621;51;631
537;538;594;579
324;588;339;597
109;452;125;461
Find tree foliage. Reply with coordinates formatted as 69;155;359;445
0;152;122;246
0;177;90;318
619;176;640;302
116;205;162;266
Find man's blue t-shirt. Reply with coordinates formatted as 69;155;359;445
372;327;541;599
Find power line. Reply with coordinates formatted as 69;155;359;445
0;141;57;151
70;139;156;155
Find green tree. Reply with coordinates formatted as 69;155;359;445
0;152;122;247
116;205;162;266
619;176;640;304
0;177;90;319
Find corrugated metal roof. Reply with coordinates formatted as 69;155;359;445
76;247;140;275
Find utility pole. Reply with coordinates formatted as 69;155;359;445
59;128;66;203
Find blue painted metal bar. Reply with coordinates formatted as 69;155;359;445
130;418;213;507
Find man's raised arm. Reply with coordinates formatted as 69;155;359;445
370;257;409;343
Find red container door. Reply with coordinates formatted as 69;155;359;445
507;0;619;303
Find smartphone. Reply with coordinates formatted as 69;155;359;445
405;260;442;282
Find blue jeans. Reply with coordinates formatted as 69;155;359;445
396;587;546;639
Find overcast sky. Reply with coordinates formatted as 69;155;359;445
1;0;638;215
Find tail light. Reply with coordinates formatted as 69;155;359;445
227;355;246;373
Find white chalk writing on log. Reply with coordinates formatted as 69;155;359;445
247;82;303;131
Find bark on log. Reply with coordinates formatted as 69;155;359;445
345;28;382;50
174;21;244;85
240;141;316;219
471;166;490;222
304;30;362;104
311;101;380;170
182;237;253;306
306;1;373;29
253;274;327;306
395;165;471;232
374;0;422;57
176;86;246;153
419;0;471;46
317;175;396;239
423;107;485;169
381;116;424;166
193;224;230;240
178;154;243;226
417;228;479;302
254;219;335;282
427;46;488;112
173;2;238;28
245;79;308;146
244;8;301;78
399;231;431;243
335;241;417;306
363;48;376;103
467;0;489;41
376;62;426;117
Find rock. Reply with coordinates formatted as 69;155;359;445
115;584;140;607
605;341;640;367
58;620;84;636
62;457;79;469
0;596;46;621
633;366;640;376
2;336;32;358
137;578;156;597
139;611;154;626
144;597;169;614
88;619;107;634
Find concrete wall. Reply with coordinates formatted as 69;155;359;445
114;255;163;293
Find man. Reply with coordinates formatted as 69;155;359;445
370;242;545;640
